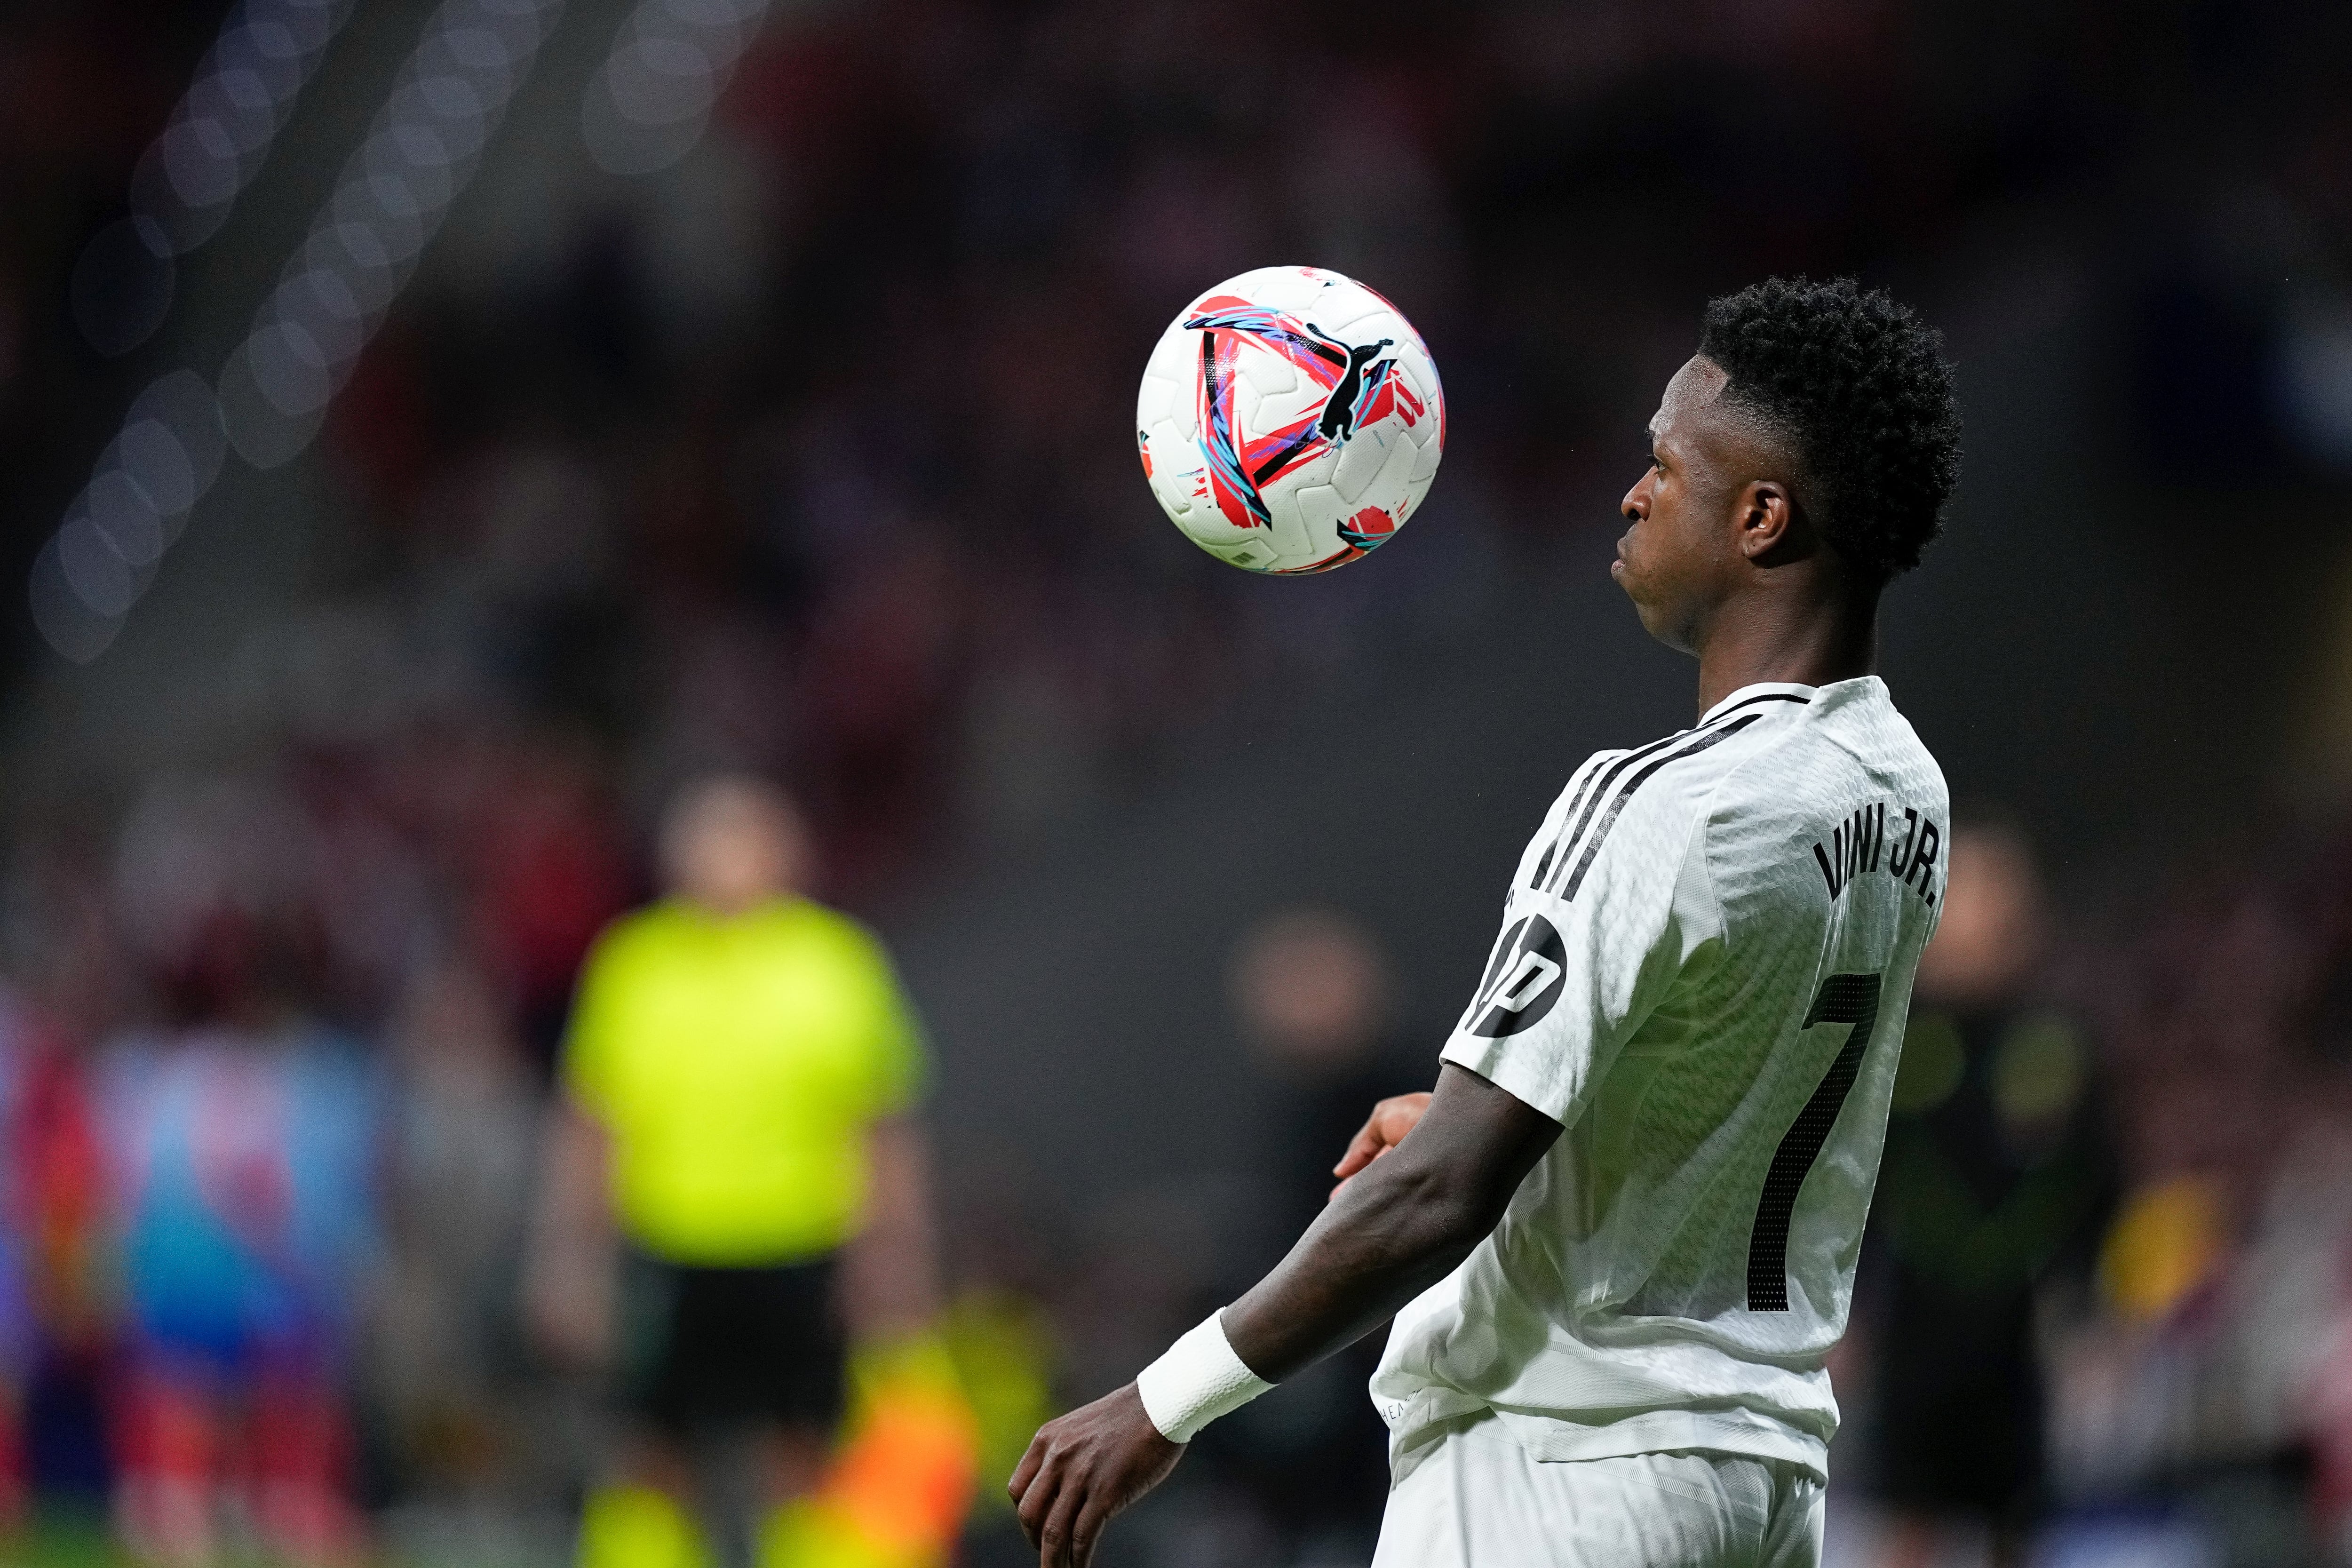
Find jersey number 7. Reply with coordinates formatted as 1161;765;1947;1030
1746;972;1883;1312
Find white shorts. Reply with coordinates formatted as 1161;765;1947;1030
1370;1417;1824;1568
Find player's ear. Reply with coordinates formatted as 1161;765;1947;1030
1734;479;1797;562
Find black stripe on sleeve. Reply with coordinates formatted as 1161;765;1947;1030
1535;729;1710;894
1558;713;1762;900
1534;693;1803;894
1530;752;1619;888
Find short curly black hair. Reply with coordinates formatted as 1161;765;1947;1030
1697;276;1962;581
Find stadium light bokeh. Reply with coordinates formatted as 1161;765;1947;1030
31;0;792;667
69;0;357;359
31;0;571;665
217;0;567;470
582;0;771;176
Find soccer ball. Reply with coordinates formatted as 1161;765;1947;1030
1136;266;1445;575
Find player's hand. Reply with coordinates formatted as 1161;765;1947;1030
1332;1091;1433;1196
1009;1383;1182;1568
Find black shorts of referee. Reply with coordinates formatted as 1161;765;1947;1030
614;1246;848;1435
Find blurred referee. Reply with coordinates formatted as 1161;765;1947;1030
528;774;938;1566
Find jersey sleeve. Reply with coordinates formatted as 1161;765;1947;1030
1438;786;1722;1127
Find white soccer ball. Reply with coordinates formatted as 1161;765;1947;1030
1136;266;1446;575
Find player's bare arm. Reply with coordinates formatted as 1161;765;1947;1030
1330;1089;1432;1194
1226;1065;1558;1380
1009;1063;1559;1567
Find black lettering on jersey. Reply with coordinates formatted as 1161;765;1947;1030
1465;914;1567;1037
1813;802;1939;910
1906;818;1940;907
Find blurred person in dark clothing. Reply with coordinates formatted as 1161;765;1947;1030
470;741;634;1076
1232;910;1400;1258
524;775;940;1568
1859;822;2112;1566
1203;909;1397;1563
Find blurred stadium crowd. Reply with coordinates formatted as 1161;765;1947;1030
4;0;2352;1563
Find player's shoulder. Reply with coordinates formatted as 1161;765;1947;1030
1756;677;1941;814
1598;682;1824;827
1696;677;1932;803
1700;677;1947;893
1523;680;1943;899
1522;688;1807;897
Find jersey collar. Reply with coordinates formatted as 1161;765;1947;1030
1701;682;1818;724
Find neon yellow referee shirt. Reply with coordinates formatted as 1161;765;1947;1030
563;896;926;1266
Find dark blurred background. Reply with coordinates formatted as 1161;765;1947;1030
5;0;2352;1563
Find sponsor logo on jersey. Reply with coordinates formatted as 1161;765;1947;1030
1466;913;1567;1037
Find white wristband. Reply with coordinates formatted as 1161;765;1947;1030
1135;1310;1274;1443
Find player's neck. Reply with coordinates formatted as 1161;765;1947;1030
1691;589;1879;717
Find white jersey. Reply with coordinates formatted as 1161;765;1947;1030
1371;677;1948;1480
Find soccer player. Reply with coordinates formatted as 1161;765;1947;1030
1009;276;1963;1567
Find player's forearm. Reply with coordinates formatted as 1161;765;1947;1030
1223;1144;1504;1382
1129;1064;1557;1444
1218;1061;1561;1384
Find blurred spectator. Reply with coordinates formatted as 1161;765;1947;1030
0;991;49;1533
1857;824;2113;1567
920;1156;1063;1564
98;993;379;1565
0;837;131;1525
525;776;941;1568
2027;869;2336;1562
367;961;542;1507
15;1039;111;1526
1199;907;1399;1565
466;742;634;1075
1229;907;1401;1270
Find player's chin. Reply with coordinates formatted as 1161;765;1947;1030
1625;590;1686;647
1615;561;1657;614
